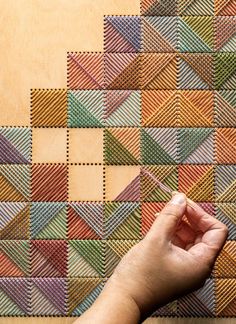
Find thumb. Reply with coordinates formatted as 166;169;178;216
147;193;187;241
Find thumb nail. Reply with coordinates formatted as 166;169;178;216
169;193;186;205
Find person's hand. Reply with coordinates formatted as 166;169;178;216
75;193;228;323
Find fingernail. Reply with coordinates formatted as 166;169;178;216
170;193;186;205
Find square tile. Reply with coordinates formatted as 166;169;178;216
215;17;236;52
141;90;178;127
215;91;236;127
68;240;104;277
68;202;103;239
30;240;67;277
104;90;141;127
215;53;236;90
32;128;67;163
141;54;177;90
178;17;213;52
179;91;214;127
105;166;140;202
214;241;236;278
141;128;178;165
141;0;177;16
178;54;214;89
68;90;104;128
68;165;103;202
0;202;29;239
0;165;30;201
104;16;141;52
179;165;214;201
216;128;236;164
31;89;67;127
69;128;103;164
142;17;177;52
0;127;31;164
153;301;178;317
215;165;236;202
105;128;140;165
67;52;104;90
215;279;236;316
31;164;67;202
0;241;29;277
104;202;141;240
30;202;67;239
141;202;165;237
104;53;140;90
215;0;236;16
179;0;214;15
215;203;236;240
178;128;214;164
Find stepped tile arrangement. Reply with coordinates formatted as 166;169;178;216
0;0;235;318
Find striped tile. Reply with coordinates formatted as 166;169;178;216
179;0;214;15
215;0;236;16
142;128;178;165
31;164;67;202
0;165;30;201
30;278;66;316
104;90;141;127
68;202;103;240
214;241;236;278
68;240;104;277
215;53;236;90
215;165;236;202
68;90;104;128
178;128;214;164
68;278;103;316
105;202;141;240
215;279;236;316
215;17;236;52
31;89;67;127
142;17;177;52
141;54;177;90
141;90;178;127
30;202;67;239
104;16;141;52
104;53;140;90
216;128;236;164
215;91;236;127
141;202;165;237
105;128;140;165
0;202;29;239
67;52;104;90
179;165;214;201
141;0;177;16
153;301;178;317
141;166;178;202
0;240;29;277
0;278;30;315
216;203;236;240
30;240;67;277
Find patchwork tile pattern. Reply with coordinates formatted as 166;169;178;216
0;0;236;318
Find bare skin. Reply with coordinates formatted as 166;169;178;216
74;193;228;324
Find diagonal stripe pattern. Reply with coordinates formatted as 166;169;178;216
215;279;236;316
215;165;236;202
214;241;236;278
215;0;236;16
216;128;236;163
216;203;236;240
215;53;236;90
215;17;236;52
179;0;214;15
215;90;236;127
141;0;177;16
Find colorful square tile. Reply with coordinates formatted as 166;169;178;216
215;91;236;127
179;165;214;201
216;128;236;164
179;17;213;52
104;202;141;240
30;240;67;277
68;240;104;277
178;128;214;164
142;17;177;52
104;53;140;90
0;165;30;201
215;279;236;316
67;52;104;90
68;202;103;239
105;128;140;165
104;16;141;52
179;0;214;15
214;241;236;278
68;90;104;128
141;0;177;16
215;53;236;90
31;164;67;202
30;202;67;239
0;202;29;239
141;90;178;127
68;278;103;316
216;203;236;240
69;129;103;163
105;166;140;202
141;166;178;202
0;240;29;277
0;127;31;164
104;90;141;127
31;89;67;127
141;54;177;90
215;0;236;16
30;278;66;315
141;202;165;236
178;54;214;89
215;165;236;202
215;17;236;52
142;128;178;165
